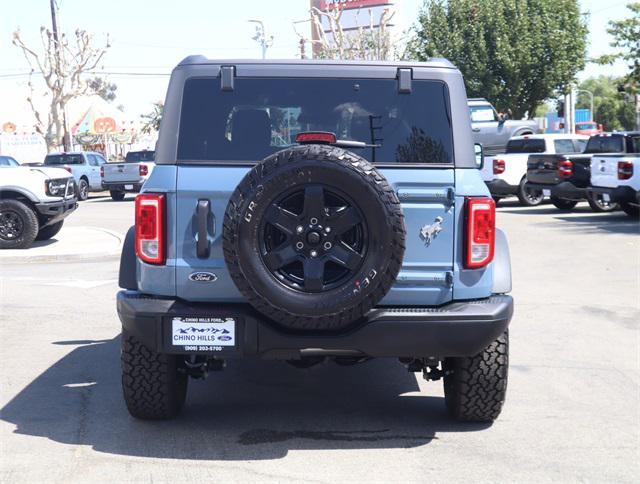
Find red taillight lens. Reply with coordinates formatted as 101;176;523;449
100;166;104;177
135;193;165;265
618;161;633;180
556;159;573;179
295;131;337;144
493;159;505;175
139;164;149;176
465;197;495;269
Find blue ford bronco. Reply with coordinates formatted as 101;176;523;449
117;57;514;422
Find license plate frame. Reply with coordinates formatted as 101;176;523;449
602;193;611;202
543;189;551;197
170;317;237;353
124;184;134;190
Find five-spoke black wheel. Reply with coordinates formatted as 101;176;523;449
0;199;39;249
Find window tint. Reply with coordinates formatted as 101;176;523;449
44;154;84;165
178;78;454;164
553;139;580;153
627;136;640;153
575;139;587;152
125;150;155;162
505;138;545;153
469;105;497;123
584;135;625;154
88;155;99;166
0;156;19;167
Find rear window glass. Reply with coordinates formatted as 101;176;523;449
44;154;84;165
584;136;624;154
177;78;454;164
553;139;582;153
505;138;545;153
125;151;155;162
627;136;640;153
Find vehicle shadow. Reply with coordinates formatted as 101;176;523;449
1;336;489;460
549;213;640;235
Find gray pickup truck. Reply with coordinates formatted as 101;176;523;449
469;98;539;156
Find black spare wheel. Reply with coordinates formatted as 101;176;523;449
223;144;406;331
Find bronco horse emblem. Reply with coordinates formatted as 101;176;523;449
420;216;444;247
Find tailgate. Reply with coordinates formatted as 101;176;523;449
526;155;561;185
103;163;143;183
591;155;621;188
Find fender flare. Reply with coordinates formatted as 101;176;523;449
0;186;40;203
492;228;512;294
119;226;138;290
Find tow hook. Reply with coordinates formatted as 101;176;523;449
399;357;450;381
182;357;225;379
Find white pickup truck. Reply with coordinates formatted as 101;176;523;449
43;152;107;201
481;134;588;206
588;131;640;218
101;150;155;201
0;155;77;249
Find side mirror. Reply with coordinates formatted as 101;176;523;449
474;143;484;169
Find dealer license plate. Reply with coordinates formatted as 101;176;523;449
171;317;236;347
603;193;611;202
543;189;550;197
125;184;134;190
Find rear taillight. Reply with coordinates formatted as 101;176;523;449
139;164;149;176
493;159;505;175
135;193;165;265
556;159;573;179
100;166;104;177
465;197;495;269
618;161;633;180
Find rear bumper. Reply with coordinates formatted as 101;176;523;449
117;291;513;359
486;179;518;196
101;181;144;192
34;198;78;227
587;186;638;204
526;181;586;200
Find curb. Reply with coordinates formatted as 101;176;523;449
0;227;124;264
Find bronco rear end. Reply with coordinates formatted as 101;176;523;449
117;58;513;422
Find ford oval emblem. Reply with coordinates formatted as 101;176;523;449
189;272;218;283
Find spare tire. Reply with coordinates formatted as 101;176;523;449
223;144;405;331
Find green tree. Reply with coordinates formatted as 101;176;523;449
598;2;640;91
406;0;588;119
141;102;163;134
577;76;635;130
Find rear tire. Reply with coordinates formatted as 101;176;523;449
77;178;89;201
586;192;618;212
516;178;544;206
621;202;640;218
35;220;63;241
550;197;578;211
121;329;188;420
443;331;509;422
110;190;126;201
0;199;39;249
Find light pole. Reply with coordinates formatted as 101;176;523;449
576;89;594;121
248;19;274;59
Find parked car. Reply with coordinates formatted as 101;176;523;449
525;133;633;211
468;98;539;156
43;151;107;201
116;57;514;423
0;157;77;249
588;131;640;218
576;121;603;136
101;150;155;201
481;134;588;206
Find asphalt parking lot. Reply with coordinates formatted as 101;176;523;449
1;194;638;482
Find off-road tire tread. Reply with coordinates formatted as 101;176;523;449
121;329;187;420
0;199;39;249
223;144;405;331
443;331;509;422
110;190;126;201
35;220;63;241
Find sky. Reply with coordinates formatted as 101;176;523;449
0;0;633;126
